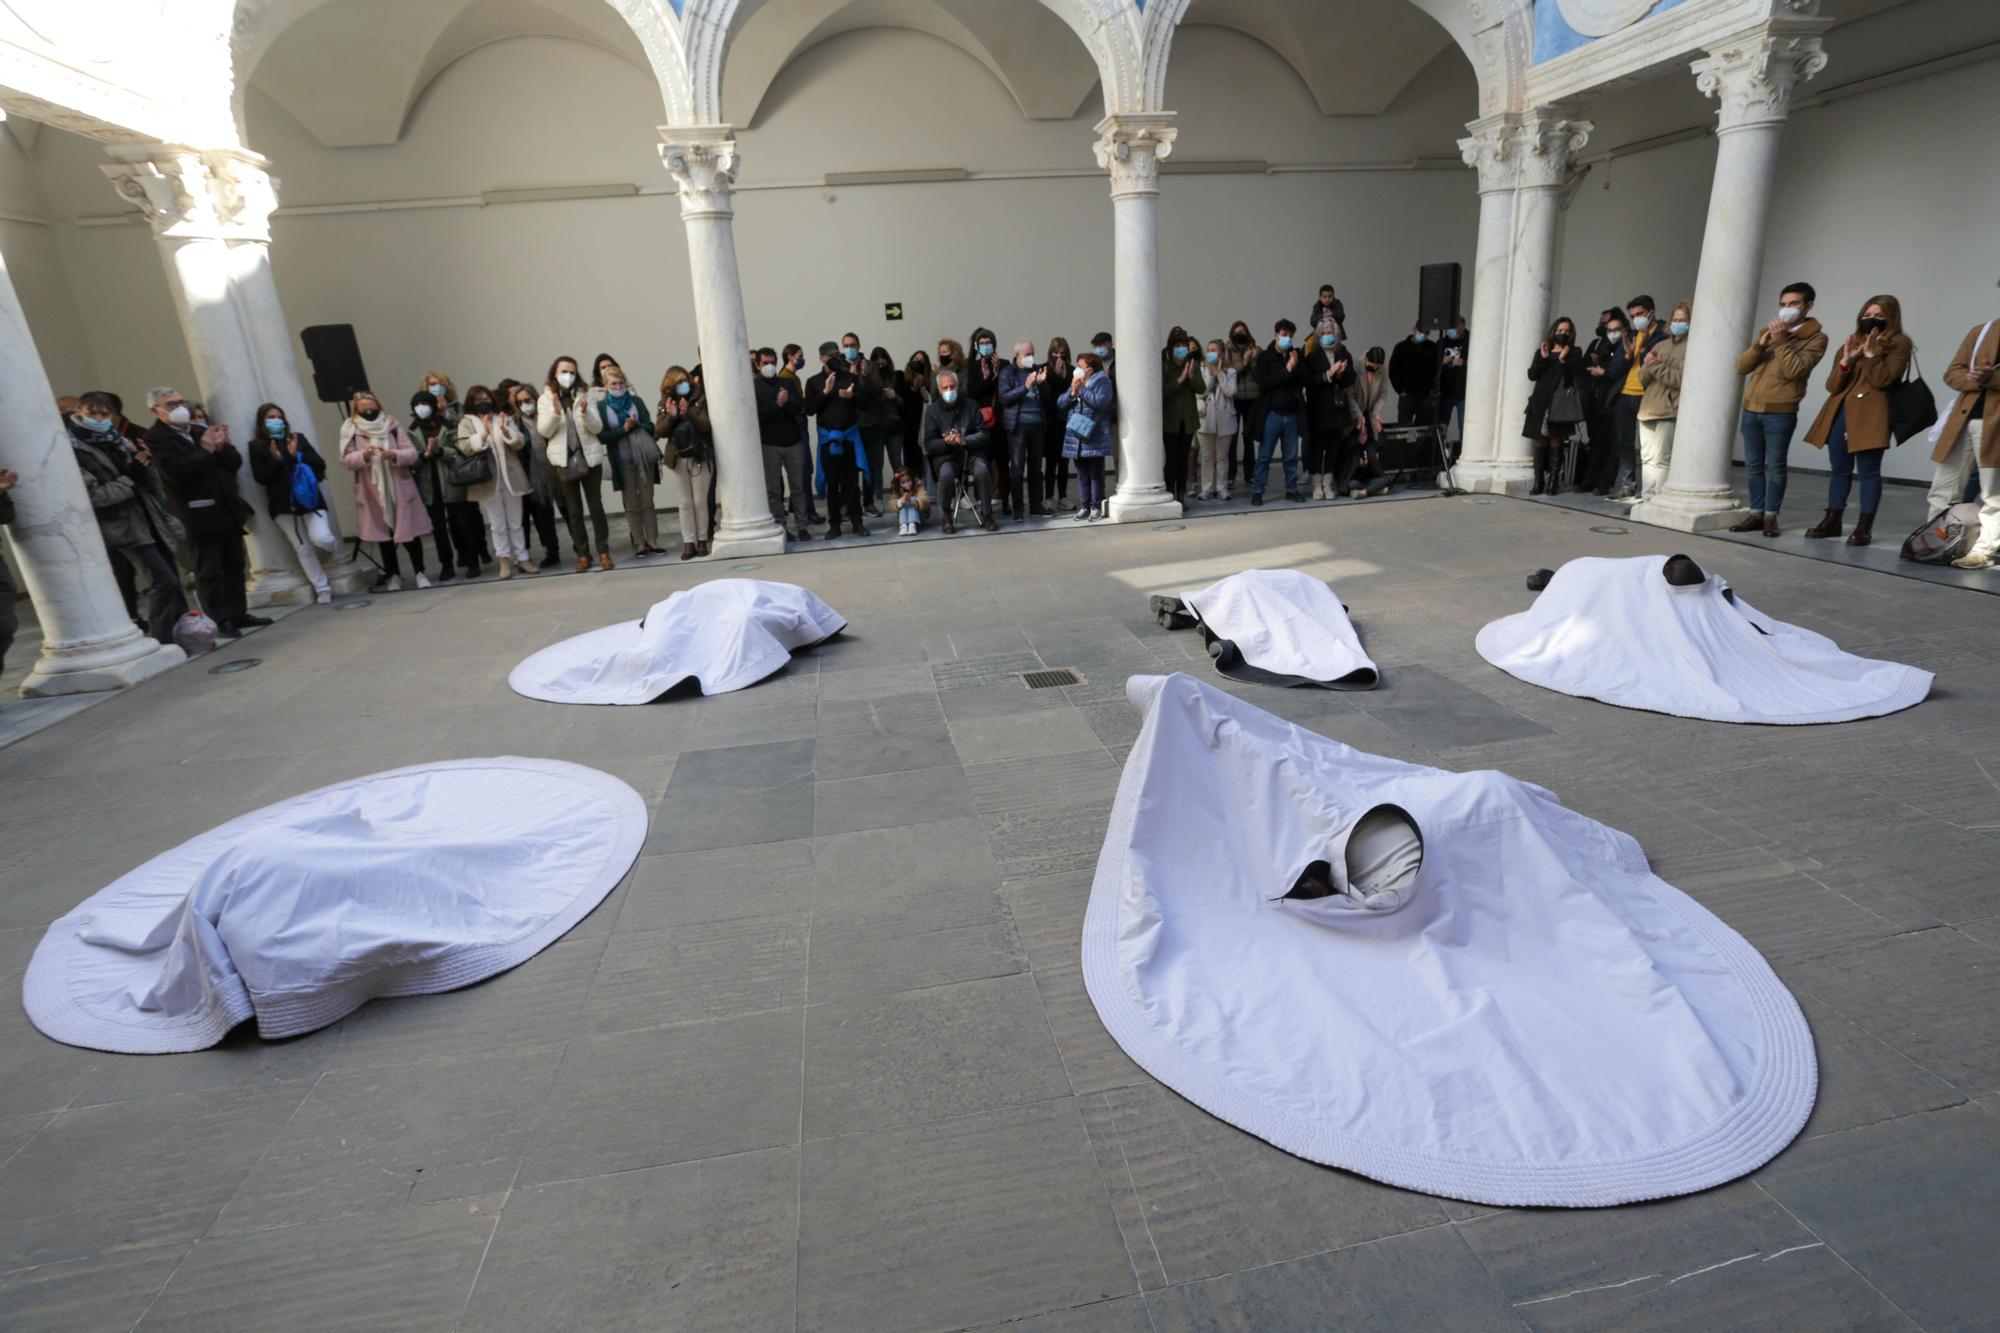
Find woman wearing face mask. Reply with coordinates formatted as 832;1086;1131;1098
508;379;569;570
340;392;434;590
658;366;714;559
1226;321;1261;491
1803;295;1913;546
901;351;934;480
863;346;902;515
594;364;664;559
1635;301;1692;500
1580;312;1631;495
247;402;336;603
1523;317;1586;495
1161;327;1202;507
1302;320;1357;501
1059;353;1116;522
1195;339;1238;502
454;385;533;579
998;338;1053;519
419;372;461;423
1348;346;1393;499
407;387;478;580
539;355;614;571
936;338;965;375
1042;337;1075;509
964;327;1011;517
779;344;820;526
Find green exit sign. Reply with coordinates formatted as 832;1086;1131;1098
884;302;904;321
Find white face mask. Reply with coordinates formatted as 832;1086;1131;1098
414;403;433;419
1777;306;1803;325
167;404;191;426
1630;314;1651;332
761;363;778;379
556;371;576;389
1017;355;1034;369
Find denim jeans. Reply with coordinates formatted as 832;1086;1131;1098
1739;410;1798;515
1254;410;1300;495
1824;410;1882;513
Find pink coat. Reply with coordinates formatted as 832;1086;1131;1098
340;417;434;543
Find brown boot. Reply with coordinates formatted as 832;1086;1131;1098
1802;508;1843;539
599;552;615;571
1762;514;1780;538
497;557;514;581
1846;512;1875;546
1728;513;1763;533
575;554;592;573
680;543;697;561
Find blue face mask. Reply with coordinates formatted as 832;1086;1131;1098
675;381;691;396
1204;350;1219;364
1276;336;1292;351
942;389;959;404
1412;331;1427;343
842;346;860;361
1093;345;1109;357
1444;329;1460;341
428;384;446;398
977;343;995;357
81;415;114;433
1669;321;1690;337
264;418;287;436
1319;335;1336;348
1172;346;1190;361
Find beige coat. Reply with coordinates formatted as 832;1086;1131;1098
1637;333;1688;421
1734;317;1828;414
455;412;529;500
1804;333;1912;454
1930;320;2000;466
537;387;606;472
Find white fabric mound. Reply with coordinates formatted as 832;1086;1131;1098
510;578;846;704
1181;568;1378;688
1476;554;1930;724
24;758;645;1054
1081;673;1817;1207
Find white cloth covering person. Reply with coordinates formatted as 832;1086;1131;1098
1081;674;1817;1207
509;578;846;704
24;759;645;1054
1477;553;1932;724
1154;568;1378;688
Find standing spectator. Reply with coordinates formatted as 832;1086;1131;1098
1609;295;1659;499
340;392;433;590
1305;285;1346;341
408;388;476;581
419;371;460;422
861;346;902;515
1439;316;1469;445
924;369;995;532
69;392;187;640
589;354;621;389
756;347;811;542
539;355;614;571
246;402;335;604
1225;320;1260;489
1302;319;1355;500
1041;338;1075;509
936;337;965;376
506;379;566;569
1635;301;1692;500
901;351;935;479
1251;320;1307;505
1059;353;1116;522
0;467;14;672
1523;317;1585;496
596;365;664;558
1195;338;1238;501
143;386;267;635
806;339;875;539
1161;327;1201;507
1000;338;1054;518
1930;316;2000;568
1802;295;1912;547
1387;326;1439;425
1349;346;1392;498
659;366;715;559
965;328;1009;516
1579;311;1630;495
780;344;820;525
1729;282;1827;536
457;385;534;579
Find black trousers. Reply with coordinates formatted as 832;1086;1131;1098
422;499;456;574
1010;421;1048;513
560;466;612;557
191;532;247;628
125;541;188;643
1164;430;1192;501
935;454;994;517
522;493;562;561
1305;427;1340;477
1234;404;1264;482
1331;429;1364;494
1582;411;1619;491
990;421;1013;515
824;450;864;530
450;499;487;565
378;539;426;578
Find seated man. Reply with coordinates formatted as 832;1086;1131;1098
921;369;994;533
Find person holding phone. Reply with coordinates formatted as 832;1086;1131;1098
1802;295;1913;546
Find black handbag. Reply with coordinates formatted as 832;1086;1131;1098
445;447;492;488
1547;383;1587;427
1887;354;1938;445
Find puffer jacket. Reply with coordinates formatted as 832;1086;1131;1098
1638;332;1689;422
69;418;185;552
539;387;606;472
1057;372;1116;459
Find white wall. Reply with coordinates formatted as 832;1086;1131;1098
0;126;96;396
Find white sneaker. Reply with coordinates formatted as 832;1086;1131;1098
415;572;433;589
380;575;403;593
315;590;332;605
1218;489;1231;502
1952;550;1996;570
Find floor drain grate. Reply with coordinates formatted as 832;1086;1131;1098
332;597;372;610
209;658;262;675
1023;668;1084;690
1590;525;1629;535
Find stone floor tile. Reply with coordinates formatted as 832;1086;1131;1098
1794;993;1965;1139
583;913;807;1034
969;1296;1155;1332
809;880;1026;1002
967;750;1121;817
999;869;1095;971
1785;926;2000;1097
617;839;814;933
950;708;1106;764
812;816;1002;907
983;802;1116;881
1034;964;1145;1097
813;762;976;835
811;721;958;777
798;1099;1133;1333
0;1242;189;1331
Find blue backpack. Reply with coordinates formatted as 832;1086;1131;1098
289;457;324;513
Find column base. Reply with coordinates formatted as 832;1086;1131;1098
1452;460;1536;495
707;518;789;561
1106;489;1183;523
326;560;374;597
1628;488;1748;533
22;636;186;698
246;566;313;609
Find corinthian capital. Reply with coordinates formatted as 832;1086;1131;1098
101;147;280;243
1458;114;1520;194
1512;105;1593;192
1693;29;1829;131
1093;113;1178;199
659;126;741;220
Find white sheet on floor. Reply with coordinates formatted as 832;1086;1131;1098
23;758;646;1054
1476;554;1931;724
1081;673;1817;1207
509;578;846;704
1182;568;1378;687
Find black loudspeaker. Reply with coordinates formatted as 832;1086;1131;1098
300;324;369;404
1418;263;1462;333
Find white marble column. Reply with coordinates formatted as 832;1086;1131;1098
1453;115;1519;483
1096;113;1182;523
100;146;362;604
1472;107;1592;496
1634;28;1828;533
0;249;184;696
660;126;786;559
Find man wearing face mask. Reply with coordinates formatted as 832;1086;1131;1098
1729;282;1827;536
71;390;188;643
1439;317;1469;447
144;385;268;637
1226;321;1261;489
754;346;811;542
922;369;994;532
805;339;877;538
999;338;1053;519
1580;311;1631;496
1388;326;1439;426
963;328;1011;516
1608;295;1659;500
1251;319;1308;505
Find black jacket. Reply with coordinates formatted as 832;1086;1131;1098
1302;344;1358;432
1253;343;1307;416
804;363;875;432
144;420;249;539
1582;335;1631;413
1523;346;1586;438
754;372;805;448
1305;299;1346;339
1438;334;1468;399
1388;337;1440;400
248;435;329;517
921;397;991;461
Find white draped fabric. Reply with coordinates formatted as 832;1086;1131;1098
1181;569;1378;688
509;578;846;705
1476;555;1931;724
24;759;646;1054
1082;674;1817;1207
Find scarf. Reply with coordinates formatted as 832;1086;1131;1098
349;416;399;532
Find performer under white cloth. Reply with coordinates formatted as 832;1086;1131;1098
1151;567;1379;689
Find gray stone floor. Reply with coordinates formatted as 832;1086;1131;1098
0;496;1996;1331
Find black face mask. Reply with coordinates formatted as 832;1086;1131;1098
359;408;381;421
1594;323;1608;339
1364;363;1381;374
1858;317;1888;335
1232;332;1251;346
1553;332;1573;346
469;399;494;414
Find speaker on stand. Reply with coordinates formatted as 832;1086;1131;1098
297;324;380;576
